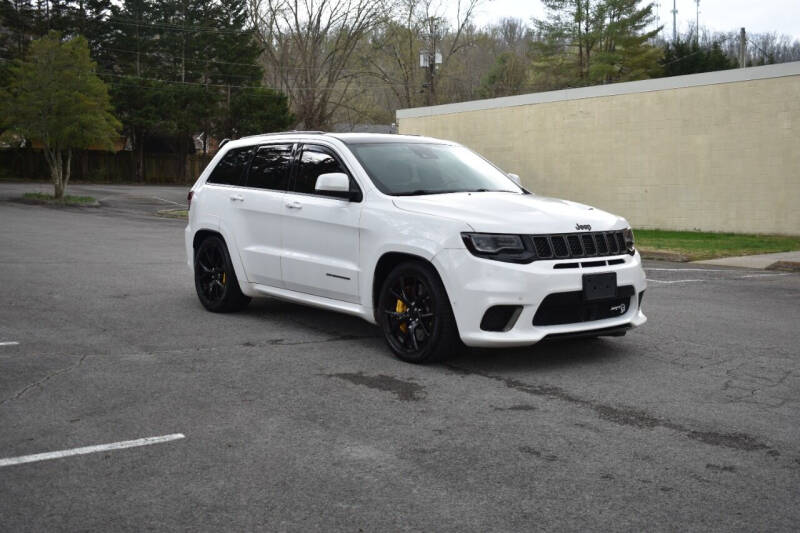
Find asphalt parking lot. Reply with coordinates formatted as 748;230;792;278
1;183;798;531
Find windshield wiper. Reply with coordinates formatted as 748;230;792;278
395;189;460;196
395;188;518;196
467;188;519;193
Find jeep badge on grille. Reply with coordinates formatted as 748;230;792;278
575;223;591;231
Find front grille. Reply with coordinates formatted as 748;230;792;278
552;236;568;257
526;230;629;261
533;237;552;258
533;286;636;326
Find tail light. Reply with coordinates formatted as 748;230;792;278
187;190;194;210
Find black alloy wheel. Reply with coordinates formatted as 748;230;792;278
194;235;250;313
378;261;461;363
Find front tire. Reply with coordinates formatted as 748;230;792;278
194;235;250;313
378;261;461;363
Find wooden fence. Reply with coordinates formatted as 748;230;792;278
0;149;214;184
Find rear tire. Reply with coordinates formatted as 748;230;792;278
377;261;461;363
194;235;250;313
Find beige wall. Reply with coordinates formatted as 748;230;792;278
398;67;800;235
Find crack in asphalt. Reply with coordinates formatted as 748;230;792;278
0;353;90;406
0;334;378;408
445;364;774;453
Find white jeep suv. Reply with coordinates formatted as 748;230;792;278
186;132;647;363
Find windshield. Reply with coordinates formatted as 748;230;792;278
347;142;524;196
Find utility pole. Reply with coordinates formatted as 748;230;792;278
695;0;700;44
420;18;443;107
671;0;678;42
653;2;661;40
427;37;436;106
739;27;747;68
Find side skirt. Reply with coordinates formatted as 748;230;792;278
251;283;377;324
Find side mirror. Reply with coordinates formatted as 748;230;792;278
315;172;361;201
316;172;349;193
507;173;521;186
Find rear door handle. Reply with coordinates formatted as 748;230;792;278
229;194;244;202
285;201;303;210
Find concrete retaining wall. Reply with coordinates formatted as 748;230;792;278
397;62;800;235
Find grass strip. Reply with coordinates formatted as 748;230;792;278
635;229;800;261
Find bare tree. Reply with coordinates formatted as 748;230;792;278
249;0;390;128
366;0;482;108
364;0;424;109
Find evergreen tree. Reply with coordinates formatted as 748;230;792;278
533;0;662;88
589;0;662;82
229;88;294;138
0;0;37;59
210;0;276;139
106;0;162;180
72;0;114;68
661;35;736;77
479;51;528;98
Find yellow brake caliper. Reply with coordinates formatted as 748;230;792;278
396;299;408;333
222;272;226;285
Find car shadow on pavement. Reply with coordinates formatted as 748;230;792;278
242;297;381;339
449;337;634;373
226;297;634;370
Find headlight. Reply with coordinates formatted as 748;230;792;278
464;233;524;253
623;228;635;253
462;233;534;263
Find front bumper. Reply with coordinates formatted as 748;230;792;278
433;249;647;347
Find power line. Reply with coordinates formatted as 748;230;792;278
106;17;258;36
102;46;370;74
98;71;413;91
105;47;262;69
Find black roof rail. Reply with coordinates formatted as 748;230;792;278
237;130;327;140
218;138;231;148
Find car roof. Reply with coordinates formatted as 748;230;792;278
328;133;450;145
223;131;450;149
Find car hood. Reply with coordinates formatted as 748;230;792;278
392;192;627;234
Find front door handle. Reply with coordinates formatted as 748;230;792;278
229;194;244;202
285;201;303;210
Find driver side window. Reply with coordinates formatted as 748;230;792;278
293;146;360;199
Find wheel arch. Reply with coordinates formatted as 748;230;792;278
193;228;223;252
191;227;254;297
371;251;448;322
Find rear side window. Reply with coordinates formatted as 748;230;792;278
246;144;293;191
207;146;254;186
293;146;355;196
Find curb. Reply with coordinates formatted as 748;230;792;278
12;197;101;208
638;249;690;262
766;261;800;273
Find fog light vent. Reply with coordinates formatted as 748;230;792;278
480;305;523;332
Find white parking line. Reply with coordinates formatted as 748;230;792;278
737;273;791;279
646;279;706;284
0;341;19;347
645;268;741;272
153;196;187;207
0;433;185;468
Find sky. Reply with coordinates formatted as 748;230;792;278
469;0;800;40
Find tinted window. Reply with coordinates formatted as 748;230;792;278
246;144;293;191
347;142;523;196
207;146;254;186
293;147;351;195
